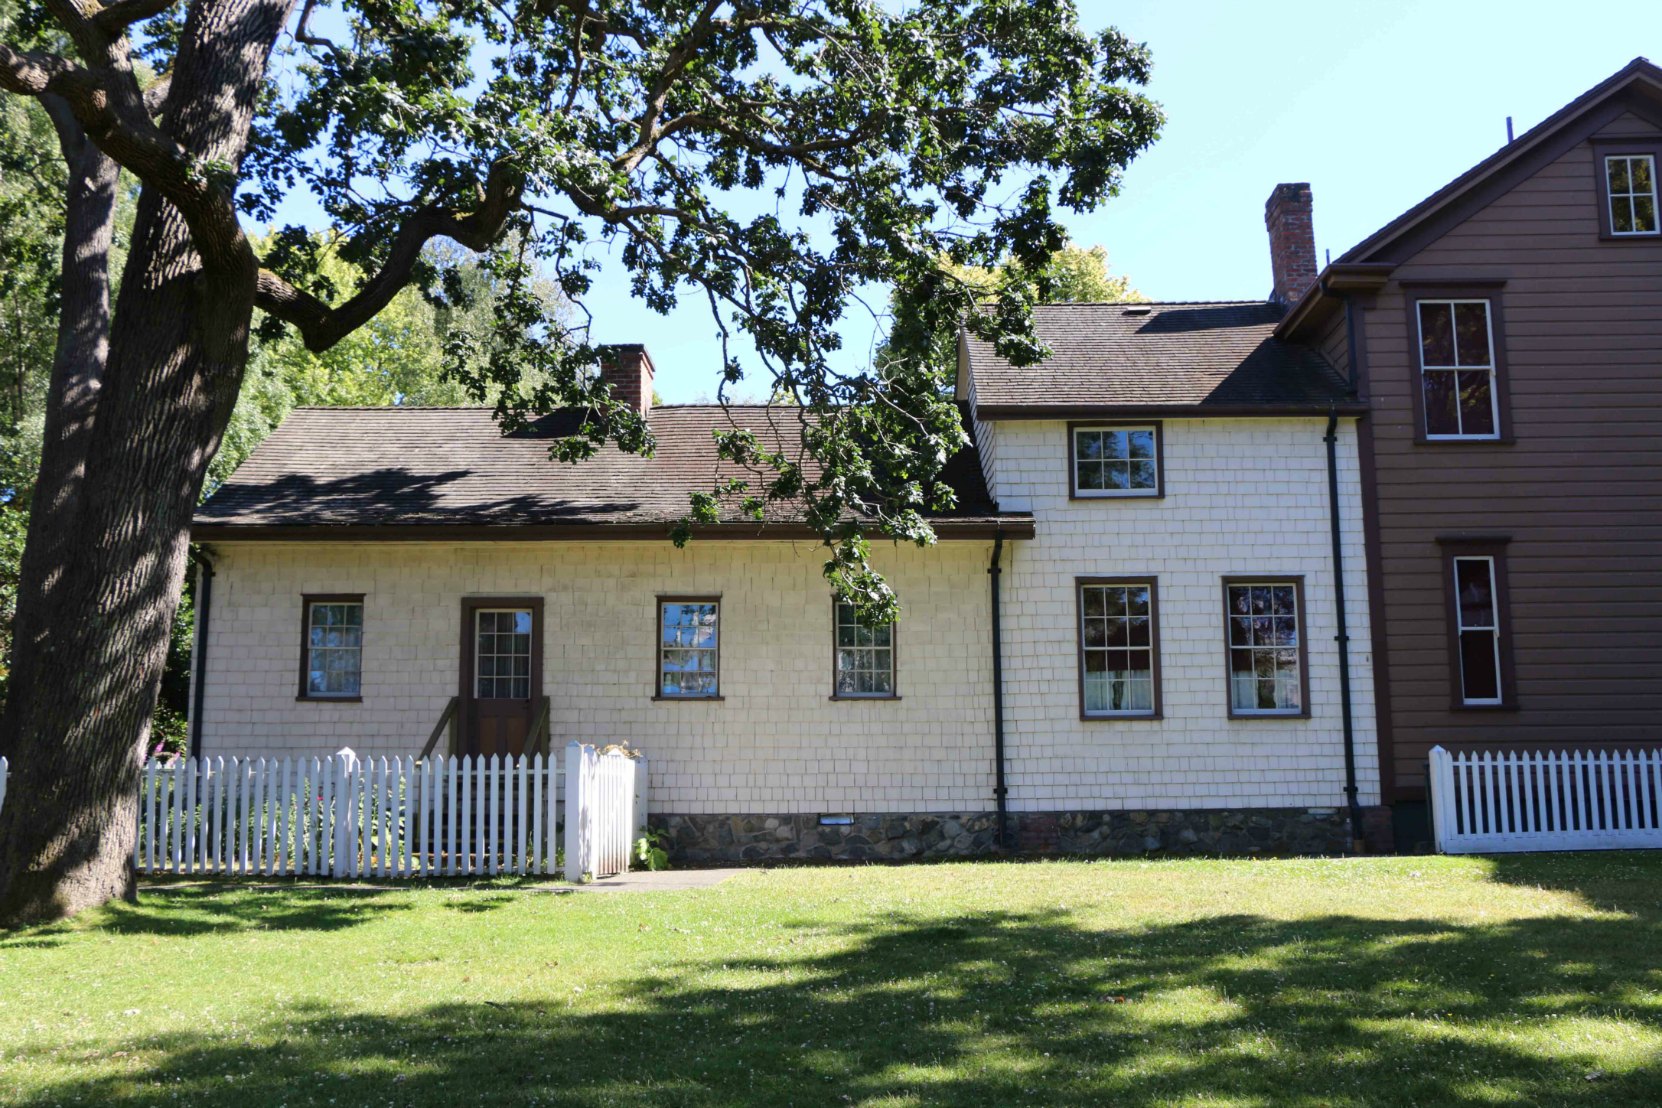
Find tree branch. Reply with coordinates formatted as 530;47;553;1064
92;0;176;35
255;160;526;352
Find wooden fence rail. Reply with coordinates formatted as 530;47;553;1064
1430;745;1662;854
134;753;565;878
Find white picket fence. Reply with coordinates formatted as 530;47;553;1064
564;743;644;881
1430;745;1662;854
123;742;642;881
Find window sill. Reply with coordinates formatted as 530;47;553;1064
1080;711;1162;722
296;695;363;704
1450;701;1519;713
1414;436;1516;447
829;694;902;702
1227;711;1311;722
652;694;725;703
1070;490;1164;501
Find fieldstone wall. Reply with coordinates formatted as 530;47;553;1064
655;806;1367;864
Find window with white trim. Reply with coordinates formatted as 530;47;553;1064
1417;299;1499;439
1225;582;1303;715
1453;556;1503;705
1079;581;1156;716
304;599;363;698
658;599;719;698
1605;154;1659;235
1072;425;1159;497
833;601;895;697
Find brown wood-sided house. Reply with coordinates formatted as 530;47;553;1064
1278;58;1662;848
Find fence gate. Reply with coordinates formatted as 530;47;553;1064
563;742;646;881
1429;745;1662;854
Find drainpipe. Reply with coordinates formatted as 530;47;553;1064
188;546;215;760
988;529;1009;850
1324;408;1364;850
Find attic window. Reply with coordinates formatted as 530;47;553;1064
1122;305;1153;316
1070;423;1163;498
1605;154;1659;235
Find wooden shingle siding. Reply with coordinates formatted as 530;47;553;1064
1361;111;1662;798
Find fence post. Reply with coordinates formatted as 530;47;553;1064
633;756;649;841
1428;746;1453;853
333;749;357;879
564;741;587;882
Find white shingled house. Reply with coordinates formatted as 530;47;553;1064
189;199;1383;861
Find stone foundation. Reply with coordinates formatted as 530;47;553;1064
655;806;1379;864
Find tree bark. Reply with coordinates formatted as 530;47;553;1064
0;0;294;926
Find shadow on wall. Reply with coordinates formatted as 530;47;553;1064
9;868;1662;1105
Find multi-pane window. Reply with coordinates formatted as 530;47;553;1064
1453;556;1503;705
1417;299;1498;439
1072;425;1160;497
1226;581;1303;715
833;601;895;697
1079;581;1157;716
474;608;532;699
1606;154;1659;235
659;599;720;698
304;599;363;698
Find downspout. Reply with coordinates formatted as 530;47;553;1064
188;546;215;760
989;529;1009;850
1323;408;1364;850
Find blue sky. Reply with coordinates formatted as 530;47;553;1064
275;2;1662;402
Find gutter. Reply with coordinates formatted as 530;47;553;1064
1323;408;1364;850
187;546;216;760
988;529;1009;850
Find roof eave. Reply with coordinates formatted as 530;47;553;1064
190;516;1037;543
973;401;1366;421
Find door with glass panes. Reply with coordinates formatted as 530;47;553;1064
460;597;542;757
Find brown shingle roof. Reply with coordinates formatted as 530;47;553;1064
963;301;1355;416
193;405;1025;538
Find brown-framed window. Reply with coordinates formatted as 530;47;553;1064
1222;577;1308;718
299;594;364;700
1069;422;1163;499
1077;577;1160;718
1593;139;1662;239
1402;282;1512;444
1416;298;1499;440
1439;537;1516;710
657;596;720;699
831;600;897;699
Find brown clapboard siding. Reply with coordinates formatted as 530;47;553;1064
1352;94;1662;800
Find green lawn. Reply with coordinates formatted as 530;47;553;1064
1;855;1660;1106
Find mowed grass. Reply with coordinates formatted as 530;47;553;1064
2;855;1661;1106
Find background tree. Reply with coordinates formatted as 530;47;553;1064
0;0;1161;923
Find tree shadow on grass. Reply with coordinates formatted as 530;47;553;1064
11;901;1662;1107
1484;850;1662;919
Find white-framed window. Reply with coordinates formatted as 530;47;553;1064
1078;580;1157;717
474;608;532;699
833;601;895;698
1453;556;1503;705
1225;580;1304;716
658;598;720;698
1072;424;1160;497
1605;154;1659;236
303;597;363;698
1417;299;1499;440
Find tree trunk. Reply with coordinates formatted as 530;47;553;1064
0;0;294;925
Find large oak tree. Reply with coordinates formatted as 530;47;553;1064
0;0;1160;923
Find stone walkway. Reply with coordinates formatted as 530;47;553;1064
548;868;744;893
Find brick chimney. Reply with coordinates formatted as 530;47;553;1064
599;344;655;417
1264;183;1318;306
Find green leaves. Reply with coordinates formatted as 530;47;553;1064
244;0;1161;623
